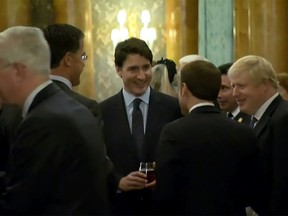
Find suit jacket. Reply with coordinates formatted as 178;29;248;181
52;80;101;119
253;95;288;215
100;88;182;181
0;105;22;195
1;83;111;215
225;111;250;125
154;106;259;215
100;88;182;214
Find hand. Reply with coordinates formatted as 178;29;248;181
145;179;156;188
119;171;147;192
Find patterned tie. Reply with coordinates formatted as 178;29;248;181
132;98;144;153
249;116;258;128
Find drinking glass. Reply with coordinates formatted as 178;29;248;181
139;162;155;183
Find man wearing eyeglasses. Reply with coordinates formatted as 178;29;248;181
42;24;101;120
42;23;116;206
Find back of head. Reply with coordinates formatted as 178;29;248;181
0;26;50;74
228;55;279;89
114;37;153;67
179;54;208;68
180;60;221;100
218;62;233;75
42;24;84;68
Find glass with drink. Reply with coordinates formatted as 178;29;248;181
139;162;155;183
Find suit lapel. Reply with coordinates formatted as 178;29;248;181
141;90;162;161
234;112;250;125
254;95;283;137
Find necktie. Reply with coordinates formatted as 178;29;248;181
227;112;234;119
249;116;258;128
132;98;144;153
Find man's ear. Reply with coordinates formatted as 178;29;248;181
63;52;72;67
180;82;189;97
116;65;122;78
14;63;27;83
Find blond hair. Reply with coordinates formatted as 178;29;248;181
151;64;177;97
228;55;279;89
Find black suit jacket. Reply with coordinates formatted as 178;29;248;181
0;105;22;194
234;111;250;125
1;83;110;215
253;95;288;215
100;88;182;214
154;106;259;215
53;80;101;119
100;88;182;181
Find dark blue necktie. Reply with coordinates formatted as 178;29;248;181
132;98;144;153
249;116;258;128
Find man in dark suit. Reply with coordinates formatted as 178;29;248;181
154;60;259;215
228;55;288;215
0;104;22;195
42;24;101;119
100;37;182;215
0;26;110;215
217;62;250;124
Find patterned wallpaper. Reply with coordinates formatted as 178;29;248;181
91;0;165;101
198;0;234;67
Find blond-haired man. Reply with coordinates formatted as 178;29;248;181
228;55;288;215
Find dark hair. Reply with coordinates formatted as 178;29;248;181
218;62;233;75
114;37;153;67
155;58;177;83
42;24;84;68
180;60;221;100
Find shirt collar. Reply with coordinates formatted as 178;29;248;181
230;107;240;118
122;87;150;107
50;75;72;90
254;93;279;121
22;80;53;118
189;102;214;113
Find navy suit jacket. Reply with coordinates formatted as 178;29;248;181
100;88;182;184
253;95;288;215
154;106;259;215
1;83;111;215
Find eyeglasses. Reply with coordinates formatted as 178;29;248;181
81;53;88;61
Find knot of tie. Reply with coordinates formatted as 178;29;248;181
249;116;258;128
133;98;142;110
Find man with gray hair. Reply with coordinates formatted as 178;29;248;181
228;55;288;215
0;26;110;215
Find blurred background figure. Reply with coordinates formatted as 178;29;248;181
178;54;208;71
217;62;250;124
150;58;178;97
277;72;288;100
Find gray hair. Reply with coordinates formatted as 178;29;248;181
228;55;279;89
179;54;209;65
0;26;50;74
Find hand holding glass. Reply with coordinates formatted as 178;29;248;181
139;162;155;183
